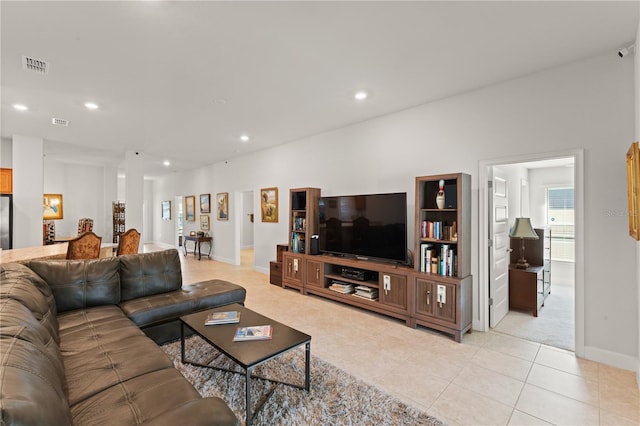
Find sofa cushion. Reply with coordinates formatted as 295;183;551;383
59;307;174;406
0;298;64;380
119;279;247;328
28;257;120;313
69;368;238;426
119;249;182;301
58;305;143;356
0;336;72;425
0;263;59;342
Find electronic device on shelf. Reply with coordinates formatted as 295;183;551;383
318;192;408;264
341;267;375;281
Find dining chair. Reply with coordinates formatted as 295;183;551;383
66;231;102;260
116;228;141;255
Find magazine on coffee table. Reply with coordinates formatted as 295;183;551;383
205;311;240;325
233;325;273;341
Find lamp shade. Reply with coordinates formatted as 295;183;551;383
509;218;539;239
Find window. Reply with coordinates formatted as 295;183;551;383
546;187;574;261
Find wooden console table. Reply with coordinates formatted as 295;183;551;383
183;236;212;260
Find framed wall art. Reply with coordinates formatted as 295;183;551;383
185;195;196;221
627;141;639;240
260;187;278;223
43;193;64;220
200;215;210;231
161;200;171;221
216;192;229;221
200;193;211;214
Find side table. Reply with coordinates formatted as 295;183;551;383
183;235;212;260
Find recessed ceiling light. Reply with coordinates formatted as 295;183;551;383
84;102;99;110
12;104;28;111
213;98;227;105
163;160;171;167
354;91;368;101
240;135;250;142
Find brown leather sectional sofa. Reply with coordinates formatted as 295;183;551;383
0;248;245;425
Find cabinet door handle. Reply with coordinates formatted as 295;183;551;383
316;268;319;280
426;290;431;305
288;263;292;273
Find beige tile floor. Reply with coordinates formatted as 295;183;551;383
157;245;640;426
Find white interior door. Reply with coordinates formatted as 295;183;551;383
489;167;510;327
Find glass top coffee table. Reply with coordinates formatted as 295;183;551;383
180;303;311;426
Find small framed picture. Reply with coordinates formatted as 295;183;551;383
200;193;211;214
261;187;278;223
185;195;196;221
216;192;229;221
43;193;64;220
161;200;171;221
200;215;210;231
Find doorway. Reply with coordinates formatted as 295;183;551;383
238;190;255;268
479;149;584;356
175;195;183;248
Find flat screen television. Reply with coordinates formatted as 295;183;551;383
318;192;407;264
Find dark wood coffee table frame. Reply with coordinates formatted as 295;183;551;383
180;304;310;426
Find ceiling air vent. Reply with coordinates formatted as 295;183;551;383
22;56;49;74
51;118;69;127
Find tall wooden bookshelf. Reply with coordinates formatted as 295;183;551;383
288;187;320;255
283;187;320;292
412;173;472;342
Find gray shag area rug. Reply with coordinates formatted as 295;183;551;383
162;336;445;426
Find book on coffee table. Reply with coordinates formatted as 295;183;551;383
205;311;241;325
233;325;273;341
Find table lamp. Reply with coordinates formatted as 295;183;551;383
509;217;539;269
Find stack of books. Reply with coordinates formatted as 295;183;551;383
233;325;273;341
329;281;354;294
353;285;378;301
205;311;241;325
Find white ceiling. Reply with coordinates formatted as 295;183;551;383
1;1;638;178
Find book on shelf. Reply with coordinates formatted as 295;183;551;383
420;220;457;241
205;311;240;325
233;325;273;341
329;281;354;294
353;285;378;300
291;232;306;254
420;243;432;273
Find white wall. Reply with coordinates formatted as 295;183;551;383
13;135;43;248
152;165;217;253
635;17;640;385
152;52;636;366
1;137;12;168
43;160;108;238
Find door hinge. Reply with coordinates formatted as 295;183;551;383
488;239;493;247
489;298;494;306
488;180;493;189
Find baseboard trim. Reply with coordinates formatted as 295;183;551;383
584;345;637;372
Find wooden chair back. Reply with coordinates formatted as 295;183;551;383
77;218;94;235
117;228;141;256
66;231;102;260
